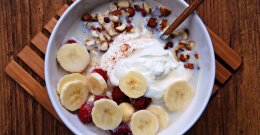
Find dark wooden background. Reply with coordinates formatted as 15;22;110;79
0;0;259;134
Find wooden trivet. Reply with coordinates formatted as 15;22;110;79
5;0;241;122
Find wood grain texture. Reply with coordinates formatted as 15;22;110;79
0;0;259;135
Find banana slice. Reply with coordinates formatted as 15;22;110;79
56;73;86;95
119;71;148;98
147;105;169;128
60;80;89;111
57;43;90;73
130;110;159;135
86;73;107;95
92;99;123;130
164;81;194;112
119;102;135;122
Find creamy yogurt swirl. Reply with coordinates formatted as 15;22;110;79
101;29;193;101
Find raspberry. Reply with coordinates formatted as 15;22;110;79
112;87;129;104
94;95;109;101
130;96;152;110
109;123;132;135
66;39;77;44
78;102;94;123
92;68;108;81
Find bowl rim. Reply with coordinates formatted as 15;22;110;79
45;0;216;134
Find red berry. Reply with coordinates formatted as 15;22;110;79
78;102;94;123
94;95;109;101
66;39;77;44
112;87;129;104
109;123;132;135
130;96;152;110
92;68;108;81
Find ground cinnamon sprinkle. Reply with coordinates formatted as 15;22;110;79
120;44;131;53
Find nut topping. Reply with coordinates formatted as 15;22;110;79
147;18;157;28
104;17;111;23
134;4;142;11
111;10;123;16
81;13;92;21
159;6;172;17
143;2;152;14
117;0;130;8
100;42;109;51
126;25;134;33
127;7;135;17
115;23;127;33
160;19;168;30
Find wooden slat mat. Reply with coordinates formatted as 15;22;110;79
5;1;241;122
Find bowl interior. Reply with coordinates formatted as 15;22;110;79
45;0;215;134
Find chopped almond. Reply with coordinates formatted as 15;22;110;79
100;42;109;51
91;30;99;38
194;53;199;59
86;39;95;46
134;4;142;11
115;23;127;33
160;19;168;30
166;41;173;48
127;7;135;17
179;54;190;62
105;25;118;37
117;0;130;8
97;13;105;25
184;63;194;69
147;18;157;28
104;17;110;23
111;10;123;16
159;6;172;17
81;13;92;21
126;25;134;33
111;16;120;22
110;3;118;11
141;9;147;17
143;2;152;14
104;33;112;41
126;18;131;23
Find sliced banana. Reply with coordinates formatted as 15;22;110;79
130;110;159;135
119;102;135;122
57;43;90;73
60;80;89;111
92;99;123;130
164;81;194;112
119;71;148;98
86;73;107;95
147;105;169;128
56;73;86;95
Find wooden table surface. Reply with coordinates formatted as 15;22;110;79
0;0;259;134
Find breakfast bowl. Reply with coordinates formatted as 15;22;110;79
45;0;215;134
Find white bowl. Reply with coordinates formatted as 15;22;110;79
45;0;215;134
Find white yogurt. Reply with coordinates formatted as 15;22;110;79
101;30;193;102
